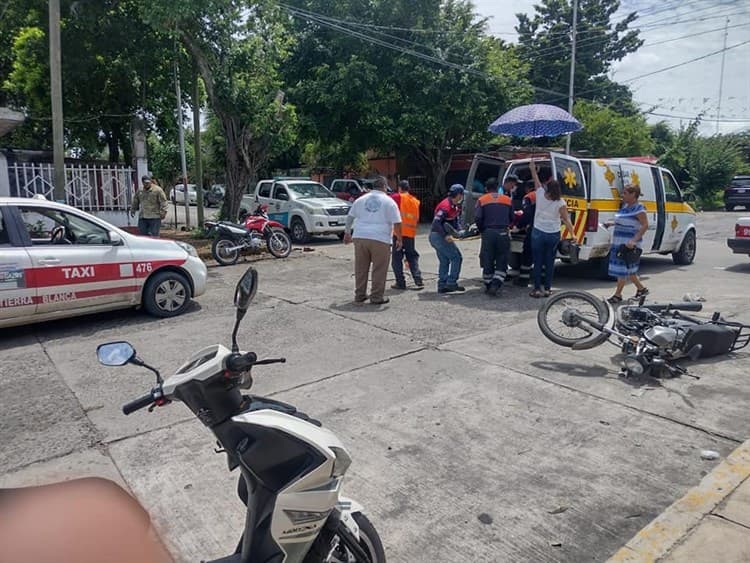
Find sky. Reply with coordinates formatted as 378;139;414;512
473;0;750;135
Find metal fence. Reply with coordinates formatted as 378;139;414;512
8;162;134;211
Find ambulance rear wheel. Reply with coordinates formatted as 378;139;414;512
143;271;192;318
672;230;696;265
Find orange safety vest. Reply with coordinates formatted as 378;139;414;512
398;193;420;238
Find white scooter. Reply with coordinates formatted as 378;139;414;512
96;267;385;563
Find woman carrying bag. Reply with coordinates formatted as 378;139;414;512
606;184;649;304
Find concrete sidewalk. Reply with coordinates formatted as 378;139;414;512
608;439;750;562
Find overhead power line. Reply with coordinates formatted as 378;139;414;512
283;2;750;115
282;2;568;97
645;110;750;122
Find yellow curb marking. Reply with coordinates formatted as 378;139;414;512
607;439;750;563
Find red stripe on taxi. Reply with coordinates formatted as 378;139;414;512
25;260;185;288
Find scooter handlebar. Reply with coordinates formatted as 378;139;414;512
123;392;155;415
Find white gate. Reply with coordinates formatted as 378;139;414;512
7;162;134;210
4;161;135;226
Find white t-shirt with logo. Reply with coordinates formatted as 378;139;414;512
349;191;402;244
534;187;566;233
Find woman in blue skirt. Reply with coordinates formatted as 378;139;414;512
606;184;649;304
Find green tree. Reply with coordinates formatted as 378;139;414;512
686;136;742;208
649;121;675;158
138;0;298;220
570;99;653;156
286;0;532;195
517;0;642;114
2;0;176;161
656;119;742;208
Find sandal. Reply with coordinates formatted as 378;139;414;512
529;289;543;298
607;295;623;304
635;287;649;298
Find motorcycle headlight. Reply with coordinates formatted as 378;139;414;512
175;241;199;257
330;446;352;477
623;354;646;376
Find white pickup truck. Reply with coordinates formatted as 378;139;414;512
242;179;351;243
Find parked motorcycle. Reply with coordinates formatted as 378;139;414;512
206;204;292;265
537;290;750;378
96;267;385;563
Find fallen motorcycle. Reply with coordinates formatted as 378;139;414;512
206;204;292;265
96;267;385;563
537;290;750;378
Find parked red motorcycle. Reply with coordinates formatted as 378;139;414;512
205;204;292;265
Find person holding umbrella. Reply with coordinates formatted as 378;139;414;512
528;160;576;298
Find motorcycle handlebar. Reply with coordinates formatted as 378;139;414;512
226;353;286;372
226;352;258;372
123;392;155;415
638;301;703;312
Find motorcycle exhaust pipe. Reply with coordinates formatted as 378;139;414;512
225;243;248;252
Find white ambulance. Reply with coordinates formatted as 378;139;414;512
465;152;697;272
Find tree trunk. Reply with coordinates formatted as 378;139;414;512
106;126;120;162
416;145;453;198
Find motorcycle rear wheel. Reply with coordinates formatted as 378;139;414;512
537;290;611;349
266;228;292;258
212;237;241;266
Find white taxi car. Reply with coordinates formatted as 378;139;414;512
0;197;207;329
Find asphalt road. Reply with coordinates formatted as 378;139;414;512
1;211;748;562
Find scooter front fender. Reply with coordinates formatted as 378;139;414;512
337;495;365;536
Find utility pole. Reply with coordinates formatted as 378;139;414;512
48;0;65;201
193;73;204;227
565;0;578;155
716;17;729;134
174;58;190;229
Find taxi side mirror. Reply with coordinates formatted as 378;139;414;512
109;231;123;245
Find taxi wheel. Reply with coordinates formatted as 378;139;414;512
143;271;192;318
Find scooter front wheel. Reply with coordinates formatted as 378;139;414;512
212;237;241;266
537;290;611;349
266;228;292;258
305;512;386;563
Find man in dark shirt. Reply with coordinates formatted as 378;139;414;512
475;176;516;296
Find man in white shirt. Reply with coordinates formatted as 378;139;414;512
344;176;403;305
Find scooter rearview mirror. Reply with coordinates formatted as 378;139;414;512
234;267;258;312
97;341;136;366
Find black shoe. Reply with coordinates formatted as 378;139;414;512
445;284;465;293
487;282;501;297
391;282;407;290
414;278;424;288
513;278;529;287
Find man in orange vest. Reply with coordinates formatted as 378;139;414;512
391;180;424;289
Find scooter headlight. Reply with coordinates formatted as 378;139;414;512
331;446;352;477
623;354;646;376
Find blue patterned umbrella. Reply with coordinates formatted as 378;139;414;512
488;104;583;138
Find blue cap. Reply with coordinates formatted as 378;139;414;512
448;184;465;196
